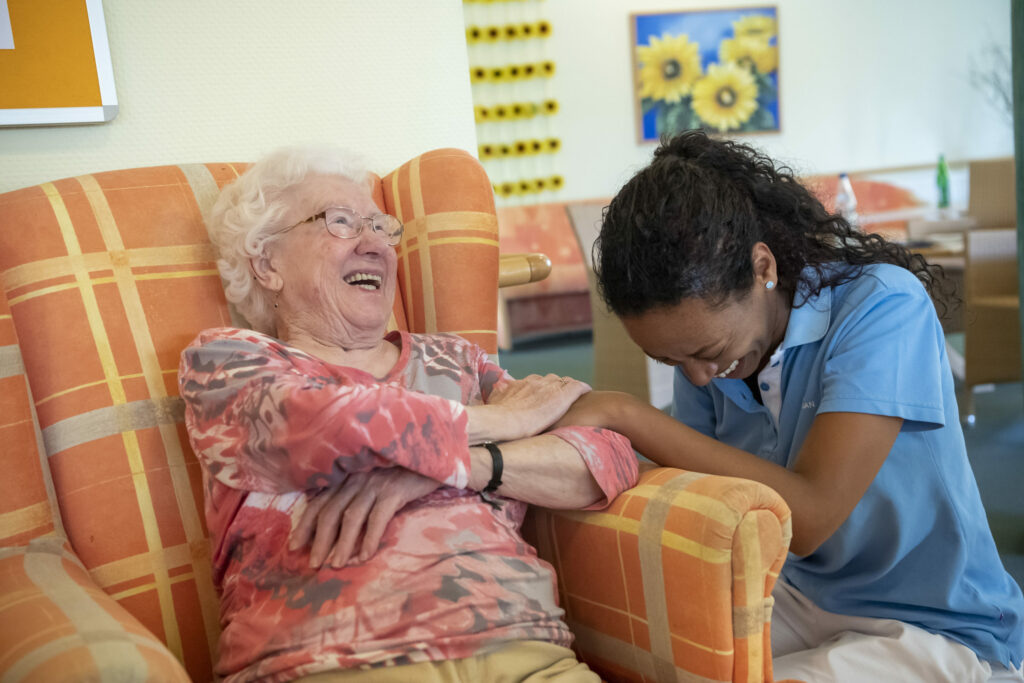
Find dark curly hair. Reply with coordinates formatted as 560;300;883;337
595;131;953;316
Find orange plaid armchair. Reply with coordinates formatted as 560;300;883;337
0;149;793;683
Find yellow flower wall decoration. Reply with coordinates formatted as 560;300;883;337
636;33;704;103
692;62;759;132
632;7;780;140
719;37;778;75
733;14;777;41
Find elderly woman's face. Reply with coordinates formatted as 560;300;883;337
268;174;398;342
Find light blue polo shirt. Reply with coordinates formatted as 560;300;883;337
671;263;1024;667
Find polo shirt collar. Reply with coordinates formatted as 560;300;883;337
780;280;832;351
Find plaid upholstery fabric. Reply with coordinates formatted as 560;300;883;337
0;293;61;547
0;291;189;681
0;150;500;682
0;163;246;681
383;148;500;354
525;467;794;683
0;537;191;683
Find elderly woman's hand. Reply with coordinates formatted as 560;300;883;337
290;468;440;568
467;374;591;444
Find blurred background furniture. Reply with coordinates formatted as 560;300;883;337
905;215;969;337
496;203;592;349
0;149;793;683
958;158;1020;420
962;228;1022;420
968;159;1017;230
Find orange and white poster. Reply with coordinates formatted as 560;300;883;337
0;0;117;125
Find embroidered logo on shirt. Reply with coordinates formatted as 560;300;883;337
802;401;816;409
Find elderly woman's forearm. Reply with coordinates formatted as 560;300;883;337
465;404;519;444
468;430;637;510
468;436;602;509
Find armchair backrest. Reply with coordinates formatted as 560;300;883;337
0;148;498;682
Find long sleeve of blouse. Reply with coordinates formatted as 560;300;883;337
179;328;472;493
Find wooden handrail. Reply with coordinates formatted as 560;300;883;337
498;252;552;288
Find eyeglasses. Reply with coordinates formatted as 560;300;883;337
287;206;404;246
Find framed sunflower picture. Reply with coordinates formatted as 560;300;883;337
631;6;779;141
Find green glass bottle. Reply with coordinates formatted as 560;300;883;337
936;154;950;209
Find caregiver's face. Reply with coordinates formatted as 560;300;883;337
622;275;788;387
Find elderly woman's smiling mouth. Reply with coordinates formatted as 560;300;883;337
343;271;384;291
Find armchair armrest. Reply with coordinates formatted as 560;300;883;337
0;537;191;683
498;252;552;288
524;467;794;683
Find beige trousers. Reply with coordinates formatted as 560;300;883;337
293;641;600;683
771;577;1024;683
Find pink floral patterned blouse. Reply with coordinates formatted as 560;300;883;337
179;327;638;682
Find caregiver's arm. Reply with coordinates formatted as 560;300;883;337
555;391;901;556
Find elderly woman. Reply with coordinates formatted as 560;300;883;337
178;147;638;683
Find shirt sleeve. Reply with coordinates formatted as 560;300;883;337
671;367;718;437
179;330;472;494
818;282;947;430
547;427;639;510
475;347;512;401
471;344;638;509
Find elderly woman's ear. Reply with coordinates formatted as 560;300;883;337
250;254;282;292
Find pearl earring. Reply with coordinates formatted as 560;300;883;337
765;281;776;290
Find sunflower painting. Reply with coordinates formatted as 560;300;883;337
632;7;779;141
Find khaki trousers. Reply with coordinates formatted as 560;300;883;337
294;641;600;683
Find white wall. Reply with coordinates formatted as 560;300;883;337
0;1;477;193
2;1;1013;201
544;0;1015;201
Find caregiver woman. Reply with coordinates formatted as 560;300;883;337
557;131;1024;683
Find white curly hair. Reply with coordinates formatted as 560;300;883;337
207;146;370;335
